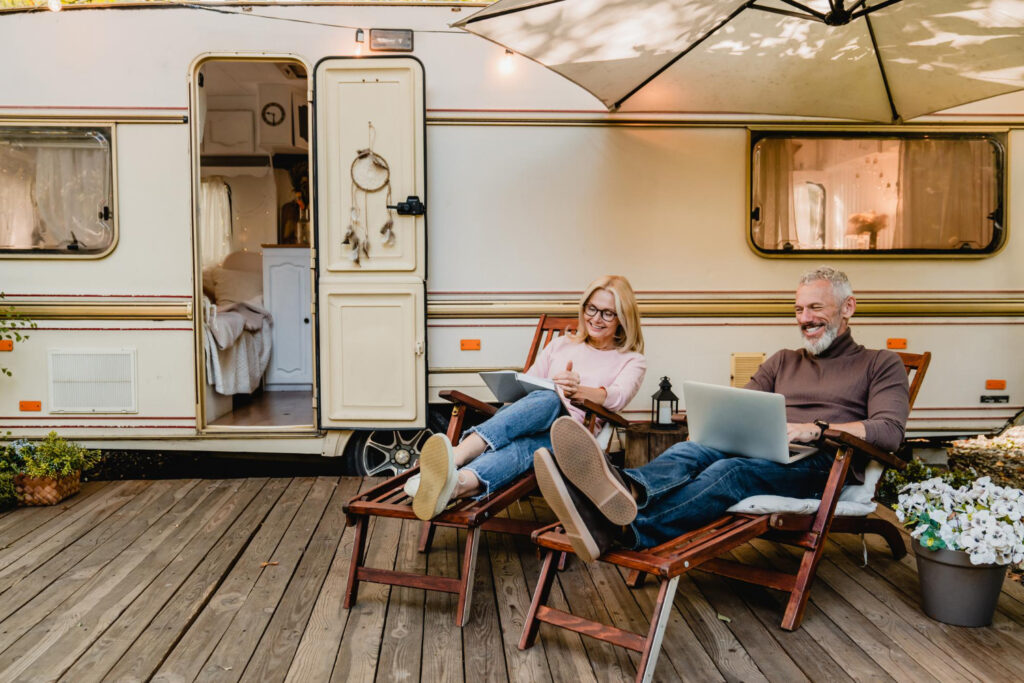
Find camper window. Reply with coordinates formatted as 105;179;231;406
750;133;1004;255
0;125;115;256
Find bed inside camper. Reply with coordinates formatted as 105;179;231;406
196;58;314;430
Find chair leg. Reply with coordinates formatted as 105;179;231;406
519;550;558;650
635;576;679;683
626;568;645;588
418;520;436;554
455;527;482;627
781;541;827;630
343;516;368;609
860;517;907;560
556;551;568;572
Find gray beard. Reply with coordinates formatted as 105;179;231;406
801;322;839;356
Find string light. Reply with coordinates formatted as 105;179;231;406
355;28;364;56
499;49;514;75
47;0;61;11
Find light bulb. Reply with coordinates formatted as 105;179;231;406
47;0;61;10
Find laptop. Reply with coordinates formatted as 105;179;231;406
682;381;818;464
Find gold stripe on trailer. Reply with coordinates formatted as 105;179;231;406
5;302;193;321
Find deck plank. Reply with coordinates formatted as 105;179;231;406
484;509;553;683
374;517;427;683
727;544;887;683
330;504;403;682
750;538;971;682
196;476;337;682
461;529;507;682
0;481;110;548
285;477;374;683
241;477;361;683
420;524;464;683
0;478;225;681
152;477;315;682
0;480;142;581
98;477;291;683
0;478;1017;683
61;477;270;682
825;533;1024;680
0;479;184;623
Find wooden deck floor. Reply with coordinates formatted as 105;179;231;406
0;477;1022;682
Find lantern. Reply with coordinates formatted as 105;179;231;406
651;376;678;429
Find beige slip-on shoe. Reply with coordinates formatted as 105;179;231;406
412;434;457;520
550;416;637;525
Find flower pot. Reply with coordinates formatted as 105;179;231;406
912;541;1008;627
13;471;81;506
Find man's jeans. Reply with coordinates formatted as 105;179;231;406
622;441;836;549
462;390;565;497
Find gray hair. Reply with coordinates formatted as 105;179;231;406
799;266;853;302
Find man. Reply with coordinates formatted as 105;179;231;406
535;266;910;561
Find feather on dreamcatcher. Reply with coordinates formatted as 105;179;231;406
345;122;396;265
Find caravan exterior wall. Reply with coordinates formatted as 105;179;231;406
0;4;1021;453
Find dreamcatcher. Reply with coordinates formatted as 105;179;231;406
344;122;396;265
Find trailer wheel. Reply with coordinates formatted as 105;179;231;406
342;428;433;477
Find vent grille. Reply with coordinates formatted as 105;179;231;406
49;349;137;413
731;352;766;388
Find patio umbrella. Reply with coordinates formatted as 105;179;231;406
453;0;1024;122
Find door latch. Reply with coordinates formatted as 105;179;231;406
415;341;425;356
387;195;426;216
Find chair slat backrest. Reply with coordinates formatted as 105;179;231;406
523;315;578;372
896;351;931;411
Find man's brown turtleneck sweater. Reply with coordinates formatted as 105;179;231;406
746;329;910;478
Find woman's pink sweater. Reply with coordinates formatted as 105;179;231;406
525;336;646;423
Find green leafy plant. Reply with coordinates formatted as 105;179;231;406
877;457;975;506
0;473;14;511
2;432;100;479
1;291;36;378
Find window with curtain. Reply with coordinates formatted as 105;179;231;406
0;125;115;256
750;133;1004;255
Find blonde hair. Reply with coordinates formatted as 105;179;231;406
574;275;644;353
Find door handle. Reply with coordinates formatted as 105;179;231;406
387;195;426;216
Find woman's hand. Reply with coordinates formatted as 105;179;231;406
552;361;581;397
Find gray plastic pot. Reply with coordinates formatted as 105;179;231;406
912;541;1008;627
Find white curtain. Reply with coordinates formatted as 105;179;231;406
34;146;111;250
200;178;232;268
894;140;996;249
752;138;796;249
0;147;36;249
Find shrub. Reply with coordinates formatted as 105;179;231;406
1;432;101;479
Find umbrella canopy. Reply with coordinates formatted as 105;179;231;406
454;0;1024;122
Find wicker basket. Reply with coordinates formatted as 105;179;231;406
14;472;81;506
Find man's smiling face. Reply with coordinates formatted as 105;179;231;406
794;279;853;355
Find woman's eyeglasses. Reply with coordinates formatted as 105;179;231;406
584;304;617;322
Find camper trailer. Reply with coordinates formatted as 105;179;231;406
0;2;1021;474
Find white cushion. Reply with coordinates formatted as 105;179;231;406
726;460;884;517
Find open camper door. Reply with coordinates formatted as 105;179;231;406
314;57;426;429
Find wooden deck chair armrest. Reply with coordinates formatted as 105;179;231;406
531;521;564;543
438;390;498;418
568;398;629;428
822;429;906;470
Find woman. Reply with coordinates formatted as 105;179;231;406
412;275;647;521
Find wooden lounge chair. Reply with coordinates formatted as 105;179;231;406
343;315;629;626
521;351;930;683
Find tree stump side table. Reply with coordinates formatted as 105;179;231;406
624;422;688;469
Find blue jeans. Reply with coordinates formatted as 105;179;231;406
621;441;836;549
462;390;565;497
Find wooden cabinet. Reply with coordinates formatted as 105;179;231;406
262;246;312;390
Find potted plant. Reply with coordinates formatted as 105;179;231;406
896;476;1024;626
1;432;100;507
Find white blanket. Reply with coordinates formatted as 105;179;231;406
203;297;273;395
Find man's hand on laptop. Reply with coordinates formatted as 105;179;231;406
787;423;821;444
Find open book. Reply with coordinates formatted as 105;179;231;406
479;371;556;403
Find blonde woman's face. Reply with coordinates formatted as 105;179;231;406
584;288;618;349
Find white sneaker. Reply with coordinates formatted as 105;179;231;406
403;474;421;498
412;434;457;520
